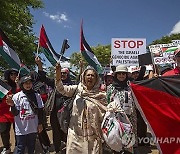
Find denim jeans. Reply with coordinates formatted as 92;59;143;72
15;133;37;154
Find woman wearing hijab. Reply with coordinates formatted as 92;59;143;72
106;65;137;154
6;75;44;154
0;69;20;154
55;63;107;154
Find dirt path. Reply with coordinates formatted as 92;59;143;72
0;117;160;154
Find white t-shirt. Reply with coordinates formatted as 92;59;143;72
12;91;44;135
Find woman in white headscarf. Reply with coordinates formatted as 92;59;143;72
55;63;107;154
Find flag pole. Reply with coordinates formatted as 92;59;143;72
17;63;23;78
36;41;40;57
36;25;43;57
36;27;41;57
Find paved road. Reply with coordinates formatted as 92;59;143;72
0;117;160;154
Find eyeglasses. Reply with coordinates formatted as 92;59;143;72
116;72;126;75
61;72;67;75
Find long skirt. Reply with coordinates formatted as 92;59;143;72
66;128;102;154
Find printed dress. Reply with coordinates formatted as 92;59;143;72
106;84;137;146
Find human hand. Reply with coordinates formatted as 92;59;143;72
6;95;14;106
35;56;42;65
35;56;43;69
15;76;19;84
55;62;61;81
153;73;159;78
37;124;43;133
15;76;20;89
79;60;84;67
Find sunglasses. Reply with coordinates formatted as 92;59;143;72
10;72;18;76
116;72;126;75
61;72;67;75
132;71;139;74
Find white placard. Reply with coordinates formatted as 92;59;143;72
111;38;146;66
149;40;180;64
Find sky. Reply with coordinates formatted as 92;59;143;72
31;0;180;67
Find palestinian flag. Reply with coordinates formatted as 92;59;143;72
80;21;103;74
130;76;180;154
0;79;11;99
39;25;69;66
0;28;29;75
39;25;59;66
162;46;179;53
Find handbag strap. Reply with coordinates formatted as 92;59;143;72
63;85;78;105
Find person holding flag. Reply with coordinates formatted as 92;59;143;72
35;57;73;153
55;62;107;154
0;68;20;154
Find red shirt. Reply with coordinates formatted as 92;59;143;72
162;67;180;76
0;88;20;123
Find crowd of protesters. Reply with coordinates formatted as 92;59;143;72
0;49;179;154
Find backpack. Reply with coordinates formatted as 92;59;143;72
57;87;78;134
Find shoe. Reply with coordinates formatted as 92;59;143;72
1;148;11;154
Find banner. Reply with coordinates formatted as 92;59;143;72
131;76;180;154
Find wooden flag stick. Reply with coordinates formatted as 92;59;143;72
36;40;40;57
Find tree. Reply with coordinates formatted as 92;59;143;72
0;0;43;70
45;66;55;78
70;44;111;71
148;33;180;46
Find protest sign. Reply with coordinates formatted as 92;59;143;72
111;38;146;66
149;40;180;64
138;52;153;66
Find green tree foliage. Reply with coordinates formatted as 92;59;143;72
70;44;111;71
70;52;85;69
148;33;180;46
45;66;55;78
0;0;43;70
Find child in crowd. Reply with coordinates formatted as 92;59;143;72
6;75;44;154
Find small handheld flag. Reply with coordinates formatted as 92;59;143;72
58;39;70;62
39;25;70;66
0;79;11;99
